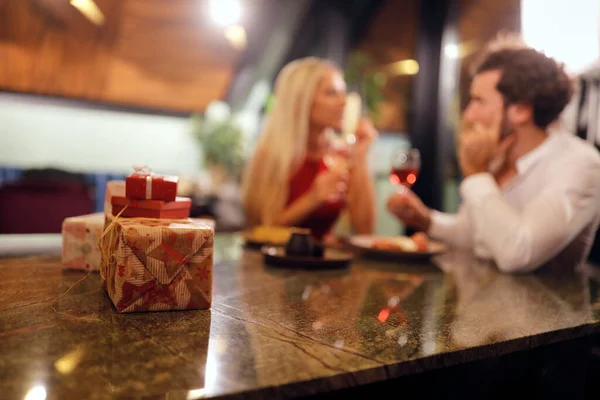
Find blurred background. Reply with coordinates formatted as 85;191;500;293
0;0;598;235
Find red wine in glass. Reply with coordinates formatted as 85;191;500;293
390;167;419;187
390;148;421;191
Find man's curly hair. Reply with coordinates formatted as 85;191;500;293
470;34;573;129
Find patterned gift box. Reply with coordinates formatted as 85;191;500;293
104;180;125;218
62;213;105;271
100;218;213;313
125;167;178;202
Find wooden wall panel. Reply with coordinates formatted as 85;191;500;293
459;0;521;49
457;0;521;108
0;0;241;112
353;0;419;133
352;0;520;130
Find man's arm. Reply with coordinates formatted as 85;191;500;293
461;162;600;273
387;190;474;248
428;207;474;249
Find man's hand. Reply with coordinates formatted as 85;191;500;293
458;113;516;177
387;190;432;232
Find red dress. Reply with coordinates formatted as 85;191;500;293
287;158;345;240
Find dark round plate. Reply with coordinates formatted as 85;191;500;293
261;246;353;269
244;238;269;249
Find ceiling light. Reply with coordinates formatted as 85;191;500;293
70;0;105;25
187;388;206;400
24;386;46;400
444;44;460;59
388;59;420;76
224;25;247;49
443;41;479;59
209;0;242;26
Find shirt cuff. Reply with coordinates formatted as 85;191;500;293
428;210;457;241
459;173;500;204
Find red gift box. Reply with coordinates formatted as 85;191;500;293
111;196;191;219
125;167;178;201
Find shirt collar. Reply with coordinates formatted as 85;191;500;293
515;130;563;175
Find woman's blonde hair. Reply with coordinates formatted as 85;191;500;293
241;57;336;227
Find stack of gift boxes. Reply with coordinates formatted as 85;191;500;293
61;168;214;313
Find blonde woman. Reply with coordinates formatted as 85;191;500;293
242;57;377;241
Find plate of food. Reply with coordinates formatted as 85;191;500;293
241;225;310;248
348;232;448;261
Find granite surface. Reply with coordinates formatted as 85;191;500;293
1;234;599;399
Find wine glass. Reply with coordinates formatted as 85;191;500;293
323;131;352;202
389;148;421;194
324;89;360;176
324;133;351;173
322;91;361;201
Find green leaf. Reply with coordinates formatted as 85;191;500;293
343;50;386;123
191;114;248;175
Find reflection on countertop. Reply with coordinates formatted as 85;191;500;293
1;234;599;399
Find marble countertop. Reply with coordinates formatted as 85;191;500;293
1;234;600;400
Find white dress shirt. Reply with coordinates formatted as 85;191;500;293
429;129;600;273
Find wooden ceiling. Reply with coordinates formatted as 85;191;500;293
0;0;245;112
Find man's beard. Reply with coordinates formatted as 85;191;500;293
488;108;515;174
499;108;516;140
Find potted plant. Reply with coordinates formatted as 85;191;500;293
343;51;387;123
190;111;249;230
191;113;247;190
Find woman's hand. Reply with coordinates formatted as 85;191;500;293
349;117;378;165
345;117;378;234
311;170;348;204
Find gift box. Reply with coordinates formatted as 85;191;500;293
111;196;192;219
126;167;178;202
62;213;105;271
104;181;125;218
100;218;213;313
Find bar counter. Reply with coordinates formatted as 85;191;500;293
1;234;599;399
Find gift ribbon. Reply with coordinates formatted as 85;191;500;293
145;175;152;200
132;165;152;175
132;165;157;200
